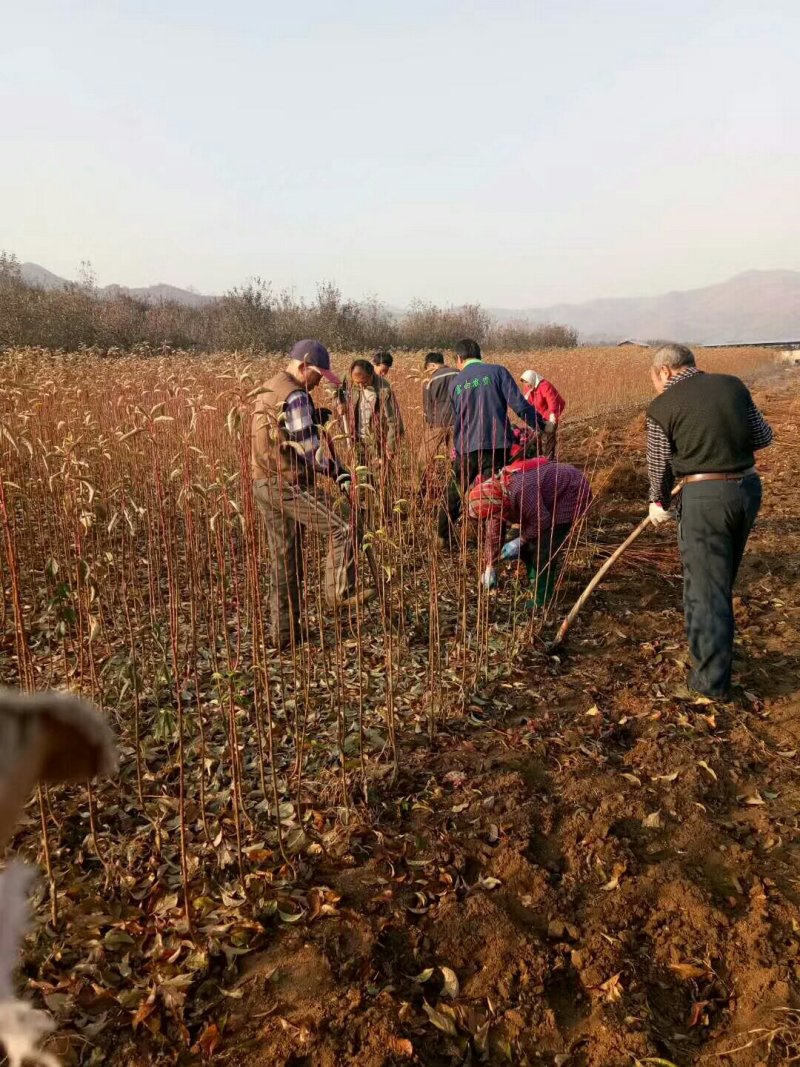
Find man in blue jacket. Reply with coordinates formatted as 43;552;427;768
437;338;544;545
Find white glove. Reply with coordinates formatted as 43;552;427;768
649;502;671;526
482;566;498;590
547;413;557;424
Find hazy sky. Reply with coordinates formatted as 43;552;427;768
1;1;798;307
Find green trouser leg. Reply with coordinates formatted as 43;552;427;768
527;561;556;607
524;523;572;607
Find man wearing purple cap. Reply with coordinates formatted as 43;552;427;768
252;339;375;649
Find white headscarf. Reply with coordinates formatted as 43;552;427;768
520;369;541;389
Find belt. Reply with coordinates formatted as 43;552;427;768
683;466;757;484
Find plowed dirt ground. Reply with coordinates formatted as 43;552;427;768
223;377;800;1067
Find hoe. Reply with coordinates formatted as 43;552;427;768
548;482;684;652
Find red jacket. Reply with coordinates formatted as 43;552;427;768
523;380;566;423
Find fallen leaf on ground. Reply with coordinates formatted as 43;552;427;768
697;760;717;781
598;972;623;1002
389;1037;414;1057
669;962;710;981
440;966;459;999
191;1023;221;1057
688;1000;710;1027
423;1000;458;1036
478;876;501;890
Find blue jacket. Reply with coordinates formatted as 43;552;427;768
449;360;544;455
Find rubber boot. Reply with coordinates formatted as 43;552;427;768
526;562;556;608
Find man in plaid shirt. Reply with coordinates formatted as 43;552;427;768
251;340;375;650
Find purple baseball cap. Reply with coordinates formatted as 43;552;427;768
289;339;341;386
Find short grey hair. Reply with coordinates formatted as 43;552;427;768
651;343;696;371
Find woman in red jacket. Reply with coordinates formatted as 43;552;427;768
520;370;566;459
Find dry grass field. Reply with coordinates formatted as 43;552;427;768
2;344;798;1066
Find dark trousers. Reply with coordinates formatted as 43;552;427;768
521;522;572;606
438;448;508;541
541;422;557;460
678;474;762;698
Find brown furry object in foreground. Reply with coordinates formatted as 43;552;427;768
0;688;117;1066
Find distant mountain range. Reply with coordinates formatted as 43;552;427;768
20;262;214;308
20;263;800;344
490;270;800;345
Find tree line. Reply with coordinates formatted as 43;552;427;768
0;252;577;353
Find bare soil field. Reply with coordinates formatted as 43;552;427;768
224;377;800;1067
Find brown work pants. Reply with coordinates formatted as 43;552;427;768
418;426;452;502
417;426;452;472
253;478;355;647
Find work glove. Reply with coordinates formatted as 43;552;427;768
649;502;672;526
336;471;352;495
481;566;498;590
500;537;522;561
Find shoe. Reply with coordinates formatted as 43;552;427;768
671;681;729;704
334;587;377;609
689;687;730;704
686;673;730;702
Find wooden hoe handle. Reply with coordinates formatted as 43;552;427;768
548;482;683;652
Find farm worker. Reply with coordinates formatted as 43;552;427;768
338;358;404;462
419;351;458;477
646;343;772;699
437;338;544;546
251;340;375;650
520;369;566;460
372;350;394;378
469;461;592;599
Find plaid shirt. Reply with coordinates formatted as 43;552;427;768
284;390;338;479
646;368;773;504
486;463;592;565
